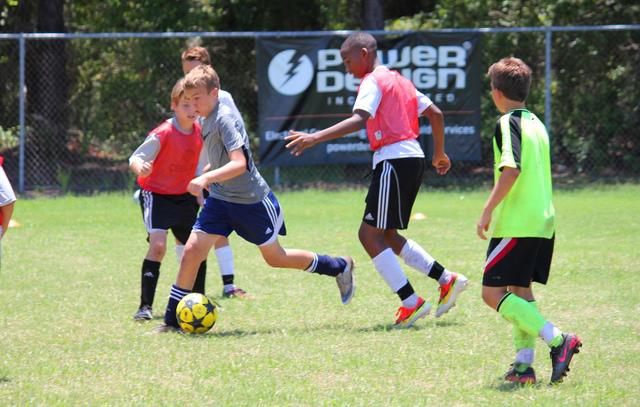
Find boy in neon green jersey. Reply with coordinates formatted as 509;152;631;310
477;57;581;384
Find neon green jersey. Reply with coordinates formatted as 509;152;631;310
492;109;555;238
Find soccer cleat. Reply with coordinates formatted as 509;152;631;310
151;323;182;334
549;333;582;383
222;287;251;299
133;305;153;321
335;256;356;305
504;363;537;385
395;297;431;328
435;272;468;318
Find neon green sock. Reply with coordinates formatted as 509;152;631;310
498;293;547;338
513;300;538;351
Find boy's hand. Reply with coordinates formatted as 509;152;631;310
138;160;153;177
188;175;209;197
432;152;451;175
477;209;492;240
285;131;318;156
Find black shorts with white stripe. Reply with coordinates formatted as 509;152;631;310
139;189;199;242
483;235;555;288
363;157;425;230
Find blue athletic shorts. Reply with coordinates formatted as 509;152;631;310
193;191;286;246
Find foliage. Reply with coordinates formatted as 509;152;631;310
0;0;638;190
387;0;640;174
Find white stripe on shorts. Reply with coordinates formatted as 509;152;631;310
260;196;284;247
377;161;392;229
262;196;277;227
485;238;513;268
142;190;153;231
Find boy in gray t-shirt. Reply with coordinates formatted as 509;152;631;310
181;46;247;299
157;65;356;331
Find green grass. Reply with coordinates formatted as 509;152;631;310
1;185;639;406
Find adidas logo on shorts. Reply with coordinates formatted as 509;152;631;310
265;227;273;235
364;213;374;221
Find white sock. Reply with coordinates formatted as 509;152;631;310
403;293;419;308
399;239;454;285
540;322;563;345
372;248;409;293
175;244;184;264
438;269;453;285
399;239;434;274
515;348;535;365
216;245;234;277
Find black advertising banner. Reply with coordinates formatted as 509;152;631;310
257;33;482;166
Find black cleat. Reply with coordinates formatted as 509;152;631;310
549;333;582;383
504;363;537;385
133;305;153;321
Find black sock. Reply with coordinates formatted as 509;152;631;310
140;259;160;308
164;284;190;327
427;261;445;282
222;274;234;286
192;260;207;294
396;281;415;301
307;254;346;277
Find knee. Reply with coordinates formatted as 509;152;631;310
481;290;493;307
149;240;167;258
182;244;205;264
481;288;502;309
357;226;368;246
262;252;284;268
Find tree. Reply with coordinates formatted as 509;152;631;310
26;0;69;186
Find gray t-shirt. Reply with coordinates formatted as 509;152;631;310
201;103;270;204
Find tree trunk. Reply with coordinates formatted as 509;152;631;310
362;0;384;30
25;0;68;187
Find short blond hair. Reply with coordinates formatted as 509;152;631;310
487;57;532;102
183;64;220;92
170;78;186;104
181;46;211;65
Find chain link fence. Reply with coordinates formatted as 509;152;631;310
0;27;638;192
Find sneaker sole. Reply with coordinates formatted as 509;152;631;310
399;302;432;329
435;277;468;318
551;339;582;383
340;256;356;305
506;375;537;385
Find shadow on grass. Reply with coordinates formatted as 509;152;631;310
490;381;543;392
0;376;10;384
356;323;432;332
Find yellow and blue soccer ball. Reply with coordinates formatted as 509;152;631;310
176;293;218;334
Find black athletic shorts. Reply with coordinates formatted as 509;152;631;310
483;235;555;287
139;189;199;244
363;157;425;230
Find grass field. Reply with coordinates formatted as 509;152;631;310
1;185;639;406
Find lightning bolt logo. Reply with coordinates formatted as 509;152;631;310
268;49;313;95
280;50;306;88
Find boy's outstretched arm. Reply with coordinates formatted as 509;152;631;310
423;104;450;175
285;110;369;156
477;166;520;240
187;148;247;196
